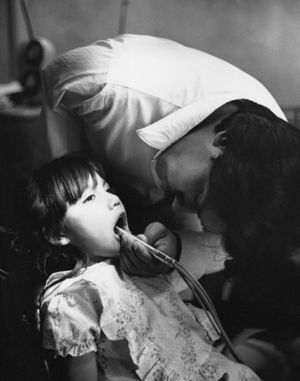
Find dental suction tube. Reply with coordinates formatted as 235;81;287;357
116;226;243;364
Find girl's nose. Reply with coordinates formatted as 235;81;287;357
108;194;121;209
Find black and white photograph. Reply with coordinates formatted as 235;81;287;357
0;1;300;380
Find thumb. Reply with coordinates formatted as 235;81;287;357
136;234;149;244
144;222;168;245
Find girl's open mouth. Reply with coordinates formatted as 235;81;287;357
114;212;128;239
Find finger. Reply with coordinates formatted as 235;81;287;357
121;234;153;268
120;251;156;277
120;235;138;264
144;224;177;257
144;222;168;245
132;240;152;262
121;233;140;255
126;241;163;274
120;229;170;276
137;232;172;260
131;245;159;276
123;233;154;265
120;245;140;274
135;234;166;263
136;233;148;243
121;231;135;247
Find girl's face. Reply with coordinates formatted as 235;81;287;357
60;174;129;264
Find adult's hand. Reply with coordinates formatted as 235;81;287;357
120;222;180;276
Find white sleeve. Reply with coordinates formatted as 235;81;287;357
40;41;112;160
41;102;82;159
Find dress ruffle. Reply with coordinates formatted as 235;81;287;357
41;262;261;380
55;339;97;358
98;269;224;380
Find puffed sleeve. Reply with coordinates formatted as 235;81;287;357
42;279;102;358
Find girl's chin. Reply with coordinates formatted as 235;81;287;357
88;243;121;263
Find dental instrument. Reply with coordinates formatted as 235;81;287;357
116;226;243;364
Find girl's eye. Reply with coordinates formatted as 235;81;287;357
83;194;95;203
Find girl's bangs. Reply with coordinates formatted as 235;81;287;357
54;162;99;206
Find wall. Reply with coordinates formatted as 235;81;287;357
1;0;299;107
127;0;300;107
0;1;10;82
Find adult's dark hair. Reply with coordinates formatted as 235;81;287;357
209;111;300;332
210;112;300;274
14;153;106;279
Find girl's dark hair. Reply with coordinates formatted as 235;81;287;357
15;153;106;281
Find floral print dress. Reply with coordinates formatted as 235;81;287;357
41;261;261;381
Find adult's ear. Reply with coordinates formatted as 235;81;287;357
213;130;227;150
48;234;70;246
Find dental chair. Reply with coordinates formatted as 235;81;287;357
0;229;49;381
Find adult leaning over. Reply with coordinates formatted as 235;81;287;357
197;111;300;381
40;33;287;284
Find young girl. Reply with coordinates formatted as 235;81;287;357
16;154;261;381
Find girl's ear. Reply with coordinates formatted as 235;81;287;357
48;234;70;246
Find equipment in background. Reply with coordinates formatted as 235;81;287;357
5;0;56;106
18;37;55;104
